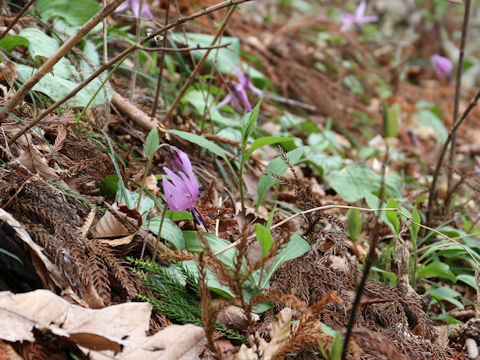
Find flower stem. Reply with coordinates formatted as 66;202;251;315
152;204;168;261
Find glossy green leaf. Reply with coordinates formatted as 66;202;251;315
254;224;274;258
142;216;185;250
37;0;101;27
244;136;294;161
98;175;119;198
240;101;262;147
371;266;397;286
144;127;159;160
456;274;476;289
417;262;457;282
382;103;400;138
330;163;402;202
410;205;420;247
385;197;400;236
0;35;29;52
347;208;362;241
425;286;464;309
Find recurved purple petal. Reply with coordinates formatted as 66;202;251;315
355;1;367;19
162;177;192;211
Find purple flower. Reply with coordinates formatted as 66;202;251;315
116;0;154;19
430;54;453;78
339;1;378;32
217;65;263;112
162;148;208;229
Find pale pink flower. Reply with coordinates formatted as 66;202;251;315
217;65;263;113
116;0;154;19
339;1;378;32
430;54;453;78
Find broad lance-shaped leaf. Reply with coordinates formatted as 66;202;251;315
144;127;159;160
254;224;274;257
240;100;262;147
244;136;294;161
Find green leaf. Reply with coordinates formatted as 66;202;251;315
254;224;274;258
417;262;457;282
262;233;310;288
142;216;185;250
412;109;447;144
240;101;262;147
329;163;402;203
347;208;362;241
178;33;241;74
371;266;397;286
256;147;305;208
117;188;155;217
144;127;159;160
410;205;420;248
37;0;101;27
456;274;477;289
0;248;23;265
167;210;193;221
426;286;464;309
168;129;239;184
244;136;294;161
0;35;29;52
382;103;400;138
385;197;400;236
98;175;119;198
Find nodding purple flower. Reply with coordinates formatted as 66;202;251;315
217;65;263;113
162;148;208;229
339;1;378;32
116;0;154;19
430;54;453;78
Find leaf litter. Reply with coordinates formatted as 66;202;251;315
0;0;479;359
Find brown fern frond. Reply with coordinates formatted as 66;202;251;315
199;253;224;359
87;250;111;304
90;241;139;298
201;178;216;205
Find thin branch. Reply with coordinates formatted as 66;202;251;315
0;0;126;121
129;0;143;102
102;0;111;127
6;0;251;145
140;43;230;52
446;0;472;218
150;0;171;117
160;4;237;123
426;87;480;225
0;0;36;40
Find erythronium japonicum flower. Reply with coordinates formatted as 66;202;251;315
339;1;378;32
116;0;154;19
162;148;208;229
430;54;453;78
217;65;263;112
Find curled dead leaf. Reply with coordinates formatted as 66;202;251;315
90;204;129;239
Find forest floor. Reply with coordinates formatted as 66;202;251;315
0;0;480;359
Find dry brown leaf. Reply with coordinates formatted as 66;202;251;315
145;174;160;195
98;233;135;247
236;308;292;360
83;281;105;309
0;61;17;87
216;303;260;331
17;141;59;181
91;204;129;239
0;290;206;360
78;206;97;238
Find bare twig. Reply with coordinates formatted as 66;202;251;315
160;4;237;123
426;87;480;225
0;0;126;121
445;0;472;218
102;0;111;127
5;0;250;145
0;0;36;40
130;0;143;102
150;0;171;117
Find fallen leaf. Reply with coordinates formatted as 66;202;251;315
0;61;17;87
91;204;129;239
0;290;206;360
